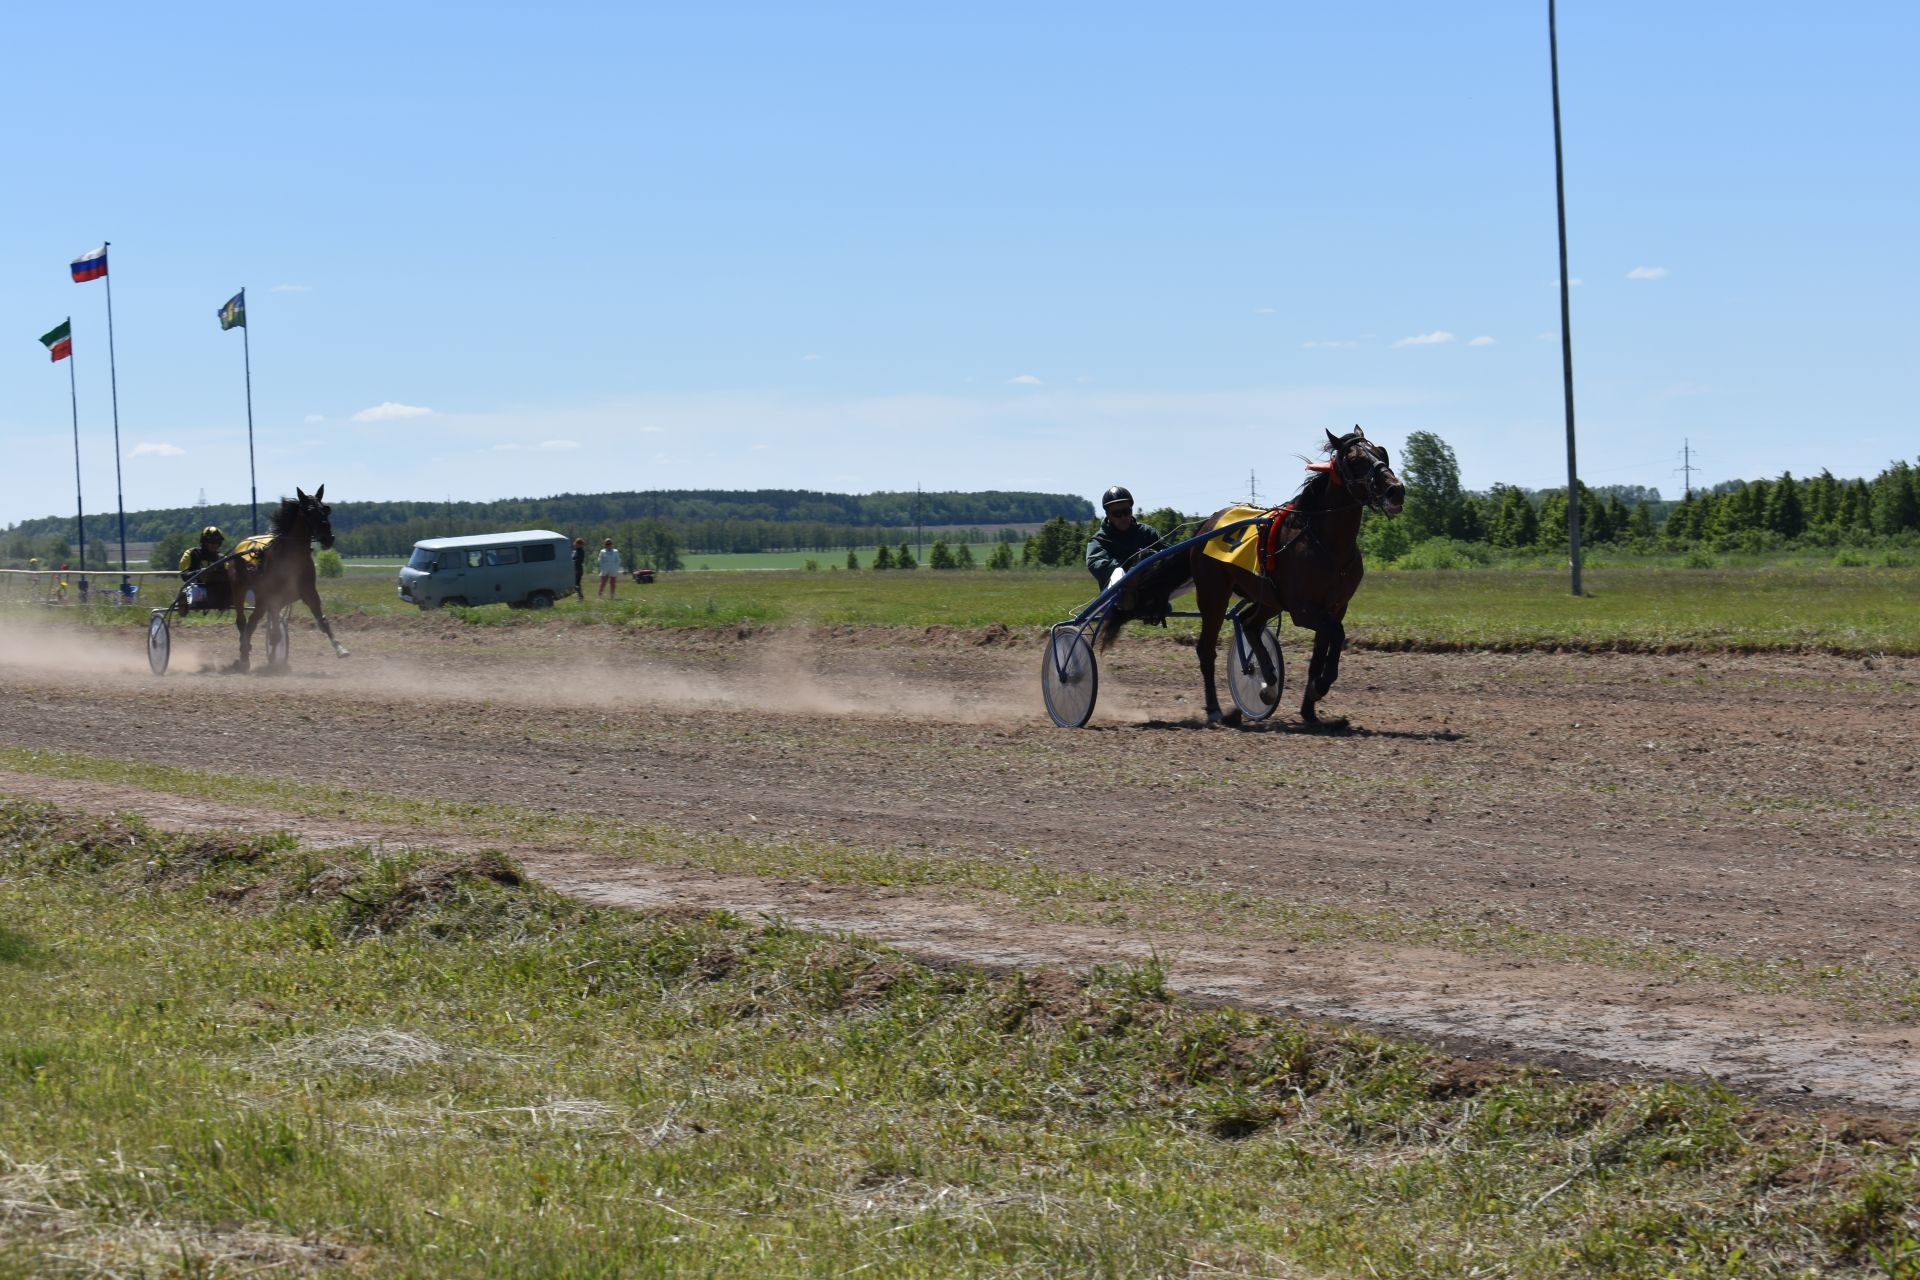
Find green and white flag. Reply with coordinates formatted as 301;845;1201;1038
39;319;72;362
218;290;246;331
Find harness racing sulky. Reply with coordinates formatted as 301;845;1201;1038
146;487;353;676
1042;428;1404;730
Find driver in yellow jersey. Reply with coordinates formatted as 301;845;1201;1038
178;526;232;610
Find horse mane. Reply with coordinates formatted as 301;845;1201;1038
267;495;304;536
1288;428;1367;507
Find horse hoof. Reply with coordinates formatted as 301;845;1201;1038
1220;709;1243;728
1259;682;1280;706
335;647;351;658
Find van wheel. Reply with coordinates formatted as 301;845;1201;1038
527;591;555;610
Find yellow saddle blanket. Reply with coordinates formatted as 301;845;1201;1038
230;534;273;570
1200;506;1278;574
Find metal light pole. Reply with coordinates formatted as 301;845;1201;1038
1550;0;1583;596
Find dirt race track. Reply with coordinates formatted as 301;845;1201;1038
2;614;1917;1115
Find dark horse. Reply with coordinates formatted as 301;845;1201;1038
1104;427;1403;729
227;486;351;672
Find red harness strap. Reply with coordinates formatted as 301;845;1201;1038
1261;504;1296;574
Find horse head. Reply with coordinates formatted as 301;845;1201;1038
294;485;338;550
1324;427;1405;516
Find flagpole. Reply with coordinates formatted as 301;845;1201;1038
1549;0;1583;597
241;288;257;535
102;240;128;585
66;318;87;590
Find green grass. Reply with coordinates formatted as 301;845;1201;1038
2;801;1915;1278
6;745;1918;1024
39;559;1920;651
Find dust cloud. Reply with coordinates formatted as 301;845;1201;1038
0;616;1041;726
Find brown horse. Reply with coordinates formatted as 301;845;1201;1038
1198;427;1402;727
1101;427;1403;728
226;486;351;672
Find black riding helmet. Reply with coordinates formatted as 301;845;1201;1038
1101;485;1134;512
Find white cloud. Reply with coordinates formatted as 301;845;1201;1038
303;414;325;423
637;425;666;434
1469;335;1496;346
492;443;521;452
801;353;822;361
535;439;578;451
1302;340;1359;349
271;284;311;293
1392;331;1455;348
351;402;434;422
1627;266;1669;280
1008;374;1043;386
1254;307;1276;316
130;442;185;457
1552;277;1584;288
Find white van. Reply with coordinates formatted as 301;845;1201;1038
397;530;575;610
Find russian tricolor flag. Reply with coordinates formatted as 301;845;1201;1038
70;246;108;283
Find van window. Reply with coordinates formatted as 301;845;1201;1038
407;547;436;571
522;544;556;563
487;547;521;566
466;550;486;568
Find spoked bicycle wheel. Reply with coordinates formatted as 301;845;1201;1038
264;607;291;669
1041;624;1099;728
146;610;171;676
1226;617;1284;721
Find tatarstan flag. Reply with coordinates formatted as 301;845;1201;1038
218;290;245;331
39;320;72;362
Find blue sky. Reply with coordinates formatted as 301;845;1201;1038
4;1;1914;524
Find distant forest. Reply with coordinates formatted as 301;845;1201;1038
4;489;1096;565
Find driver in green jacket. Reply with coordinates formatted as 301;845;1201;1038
1086;486;1165;615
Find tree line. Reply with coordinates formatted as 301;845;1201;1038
9;444;1917;571
1368;433;1920;561
2;487;1093;561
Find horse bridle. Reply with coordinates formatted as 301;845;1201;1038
1327;435;1398;515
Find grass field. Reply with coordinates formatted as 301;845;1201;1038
79;562;1917;654
3;801;1915;1278
347;545;985;573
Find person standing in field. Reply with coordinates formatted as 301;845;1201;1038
596;538;622;598
571;537;586;599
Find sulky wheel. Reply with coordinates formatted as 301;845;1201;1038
1227;617;1284;721
146;610;172;676
1041;624;1099;728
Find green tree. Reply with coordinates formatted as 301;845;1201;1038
1764;473;1806;539
1628;500;1656;541
896;542;917;570
1399;431;1467;541
1871;462;1919;535
929;539;956;569
986;541;1014;570
872;544;895;570
1806;470;1841;528
314;548;345;578
1601;494;1631;543
1032;517;1079;568
1486;486;1538;548
845;548;860;570
147;529;191;573
954;543;974;568
1358;511;1413;563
